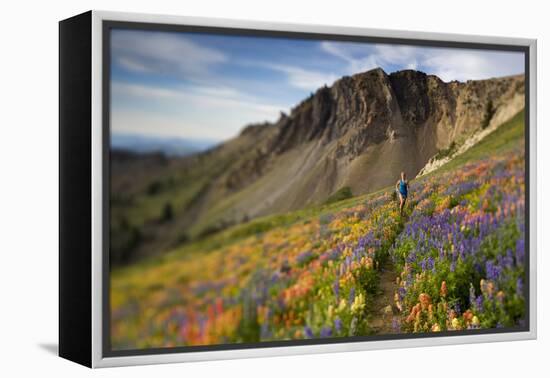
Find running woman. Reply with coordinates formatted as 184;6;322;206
395;171;409;216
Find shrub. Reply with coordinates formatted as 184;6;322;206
434;141;457;160
325;186;353;204
161;202;174;222
147;180;164;195
481;100;496;129
110;217;142;265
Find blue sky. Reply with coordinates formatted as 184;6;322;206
111;29;524;142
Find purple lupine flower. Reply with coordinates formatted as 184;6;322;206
326;248;341;262
304;326;314;339
474;262;483;275
506;249;514;269
333;279;340;300
296;250;314;266
516;239;525;266
421;259;427;271
516;277;524;298
392;317;401;333
476;295;484;311
320;327;332;338
454;302;461;315
198;315;207;338
398;287;406;301
334;318;342;333
486;260;502;282
261;323;272;339
346;255;352;270
348;287;356;306
427;256;435;271
439;248;445;261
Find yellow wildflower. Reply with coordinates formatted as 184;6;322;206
351;293;366;315
337;298;347;312
451;318;460;330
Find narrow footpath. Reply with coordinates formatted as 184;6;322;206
370;260;402;334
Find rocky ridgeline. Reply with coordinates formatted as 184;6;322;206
111;68;525;262
221;68;524;194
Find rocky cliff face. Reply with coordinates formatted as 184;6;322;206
213;68;524;212
111;68;524;261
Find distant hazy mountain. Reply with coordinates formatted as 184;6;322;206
111;133;218;156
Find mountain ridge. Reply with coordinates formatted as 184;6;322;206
211;68;524;205
111;132;218;156
110;68;525;264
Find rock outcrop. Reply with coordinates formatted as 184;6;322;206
211;68;524;212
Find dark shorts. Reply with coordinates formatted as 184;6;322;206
399;192;407;200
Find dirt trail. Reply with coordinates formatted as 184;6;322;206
370;261;402;334
368;196;415;334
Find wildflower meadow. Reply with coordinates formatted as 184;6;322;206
111;111;527;350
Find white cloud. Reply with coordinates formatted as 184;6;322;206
320;41;424;75
111;30;227;79
116;56;152;73
112;82;181;99
237;58;340;91
111;81;284;140
375;45;420;69
320;41;524;82
422;49;524;82
262;63;340;91
320;41;379;74
320;41;355;62
112;110;218;140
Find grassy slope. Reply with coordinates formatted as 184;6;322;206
429;110;525;174
112;153;233;228
112;110;525;278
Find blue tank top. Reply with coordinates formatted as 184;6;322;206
399;180;408;196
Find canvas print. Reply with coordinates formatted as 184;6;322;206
108;27;527;351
